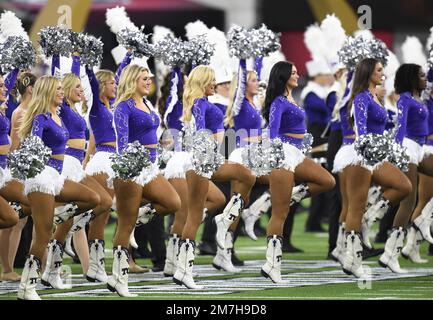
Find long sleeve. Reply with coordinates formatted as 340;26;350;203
232;59;247;117
4;68;19;98
395;97;409;144
115;52;132;85
113;102;131;154
31;115;46;139
51;54;60;76
254;56;263;81
71;55;81;77
353;93;369;137
268;99;284;139
86;66;100;116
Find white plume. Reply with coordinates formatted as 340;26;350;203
260;50;287;84
320;14;346;62
185;20;209;40
303;24;327;60
106;6;138;34
401;36;427;67
353;29;374;40
0;10;29;40
208;27;232;70
426;26;433;52
152;25;174;44
383;50;400;94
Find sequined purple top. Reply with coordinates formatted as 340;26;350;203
395;92;429;145
339;102;355;145
353;90;387;137
192;97;224;134
58;55;87;140
0;69;18;145
114;98;160;162
86;53;131;146
31;113;69;155
268;95;306;139
232;59;262;146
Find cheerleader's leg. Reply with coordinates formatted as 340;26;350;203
0;196;18;229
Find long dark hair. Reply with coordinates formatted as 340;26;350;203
262;61;293;123
394;63;422;95
347;58;379;117
157;70;184;128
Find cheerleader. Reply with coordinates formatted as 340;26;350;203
159;68;226;277
109;64;181;297
388;65;433;267
173;65;255;289
82;51;132;283
342;58;411;277
261;61;335;283
0;72;35;282
17;76;100;300
41;54;113;289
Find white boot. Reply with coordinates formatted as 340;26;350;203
173;239;203;289
331;222;346;265
136;203;156;226
87;239;108;283
361;197;390;249
241;191;271;241
41;240;69;289
71;210;95;233
402;227;428;264
261;235;284;283
64;233;75;258
107;246;137;297
379;227;408;273
201;208;208;223
214;193;244;249
413;198;433;244
212;231;241;272
290;183;310;206
17;255;42;300
163;234;180;277
342;231;365;278
53;202;79;225
366;185;382;210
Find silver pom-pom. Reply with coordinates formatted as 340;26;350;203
116;27;154;58
8;136;51;180
387;143;410;172
300;132;314;154
354;132;393;166
190;130;224;178
38;26;72;57
260;137;286;170
227;25;253;59
153;34;188;67
186;34;215;66
249;24;281;57
110;141;153;180
338;36;389;71
80;35;103;67
241;142;270;177
0;36;36;72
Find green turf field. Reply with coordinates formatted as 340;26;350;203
2;203;433;300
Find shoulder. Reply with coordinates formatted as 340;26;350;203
34;113;50;122
194;97;208;107
271;95;287;108
354;91;371;104
115;99;134;113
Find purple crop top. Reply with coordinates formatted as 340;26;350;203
268;95;306;143
114;98;160;162
86;53;131;146
395;92;429;145
58;55;87;140
353;90;387;138
232;59;262;146
192;97;224;134
31;113;69;155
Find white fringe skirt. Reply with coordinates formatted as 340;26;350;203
24;165;64;196
85;151;116;188
403;138;425;165
0;166;12;189
281;143;306;173
164;151;193;180
62;155;86;183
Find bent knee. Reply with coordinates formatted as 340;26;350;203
99;194;113;212
324;174;336;190
88;192;101;208
0;214;18;229
399;178;413;198
166;194;181;213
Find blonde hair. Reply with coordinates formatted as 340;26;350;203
19;76;60;139
182;65;215;122
62;73;89;115
95;69;115;101
113;64;149;109
224;70;257;128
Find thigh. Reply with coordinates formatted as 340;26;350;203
0;180;28;205
269;168;294;206
169;178;188;210
81;176;112;202
294;157;330;184
344;165;371;203
373;161;415;191
91;173;115;198
419;154;433;177
207;181;226;204
27;192;55;228
0;196;18;228
56;179;98;204
211;162;250;182
186;171;209;206
142;174;179;207
418;173;433;203
113;179;143;213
